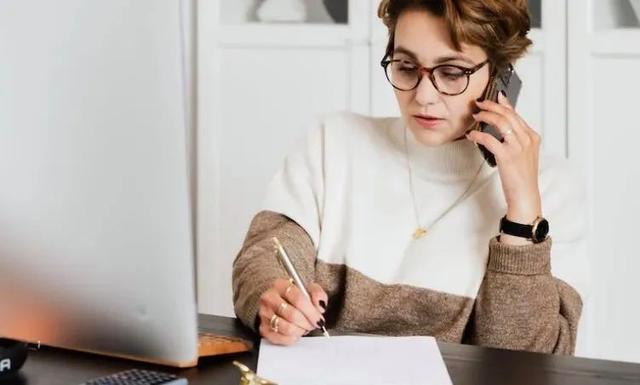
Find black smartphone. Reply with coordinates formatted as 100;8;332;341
471;64;522;167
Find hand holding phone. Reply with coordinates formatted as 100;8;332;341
468;64;522;167
464;64;544;231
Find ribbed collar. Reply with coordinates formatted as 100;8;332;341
391;118;488;182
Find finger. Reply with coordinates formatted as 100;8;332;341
476;97;521;136
472;110;522;148
497;91;529;131
265;292;315;331
481;92;513;114
259;323;299;346
465;130;505;160
271;312;307;338
497;92;542;145
258;306;307;338
276;315;306;338
497;90;514;110
272;277;291;290
259;286;314;331
307;283;329;314
286;286;325;329
275;280;324;328
475;99;526;144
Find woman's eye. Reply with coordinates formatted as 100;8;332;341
441;71;464;79
396;62;417;71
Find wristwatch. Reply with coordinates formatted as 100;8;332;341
499;215;549;243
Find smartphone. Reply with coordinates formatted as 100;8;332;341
470;64;522;167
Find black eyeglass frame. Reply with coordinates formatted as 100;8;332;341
380;56;491;96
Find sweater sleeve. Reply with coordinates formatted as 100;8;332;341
232;210;317;332
468;236;583;354
467;157;589;355
233;115;326;331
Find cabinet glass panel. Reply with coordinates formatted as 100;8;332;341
594;0;640;29
221;0;349;25
529;0;542;29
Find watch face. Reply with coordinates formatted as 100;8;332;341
534;218;549;241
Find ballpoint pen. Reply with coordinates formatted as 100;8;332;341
271;237;330;338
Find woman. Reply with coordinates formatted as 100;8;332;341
232;0;588;354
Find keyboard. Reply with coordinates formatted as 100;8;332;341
81;369;187;385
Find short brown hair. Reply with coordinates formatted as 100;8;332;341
378;0;532;71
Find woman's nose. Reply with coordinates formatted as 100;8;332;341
413;74;441;106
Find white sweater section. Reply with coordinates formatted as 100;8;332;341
261;111;589;300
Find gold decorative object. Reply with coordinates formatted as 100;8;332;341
412;227;427;240
233;361;278;385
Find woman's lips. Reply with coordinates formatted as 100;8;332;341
414;115;444;129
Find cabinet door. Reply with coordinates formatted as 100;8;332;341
568;0;640;364
197;0;371;316
522;0;567;159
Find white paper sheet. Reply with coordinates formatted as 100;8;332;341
257;335;453;385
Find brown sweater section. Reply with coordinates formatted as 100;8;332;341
232;210;583;354
316;262;475;341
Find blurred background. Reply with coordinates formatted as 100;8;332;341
2;0;640;363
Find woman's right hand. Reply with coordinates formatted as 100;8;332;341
258;278;328;346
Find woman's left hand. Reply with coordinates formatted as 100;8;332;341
465;92;542;226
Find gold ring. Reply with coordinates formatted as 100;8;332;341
278;301;289;315
269;314;280;333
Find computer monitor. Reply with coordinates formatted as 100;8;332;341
0;0;201;367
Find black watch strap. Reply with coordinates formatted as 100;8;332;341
499;215;549;243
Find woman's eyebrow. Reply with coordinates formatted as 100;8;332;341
434;54;475;66
393;46;475;66
392;46;419;60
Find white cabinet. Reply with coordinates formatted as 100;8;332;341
196;0;372;318
197;0;640;363
568;0;640;364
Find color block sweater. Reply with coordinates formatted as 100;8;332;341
232;112;589;354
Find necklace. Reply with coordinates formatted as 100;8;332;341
404;126;485;240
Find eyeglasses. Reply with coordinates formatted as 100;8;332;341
380;57;490;96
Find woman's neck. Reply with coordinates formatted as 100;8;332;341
402;124;486;182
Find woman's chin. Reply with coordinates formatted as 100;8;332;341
408;124;458;146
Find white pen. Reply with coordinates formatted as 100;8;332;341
272;237;330;338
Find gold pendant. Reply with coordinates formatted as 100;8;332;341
412;227;427;240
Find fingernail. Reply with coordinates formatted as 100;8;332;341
319;300;327;310
317;319;326;329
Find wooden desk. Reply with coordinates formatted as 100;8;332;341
3;314;640;385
